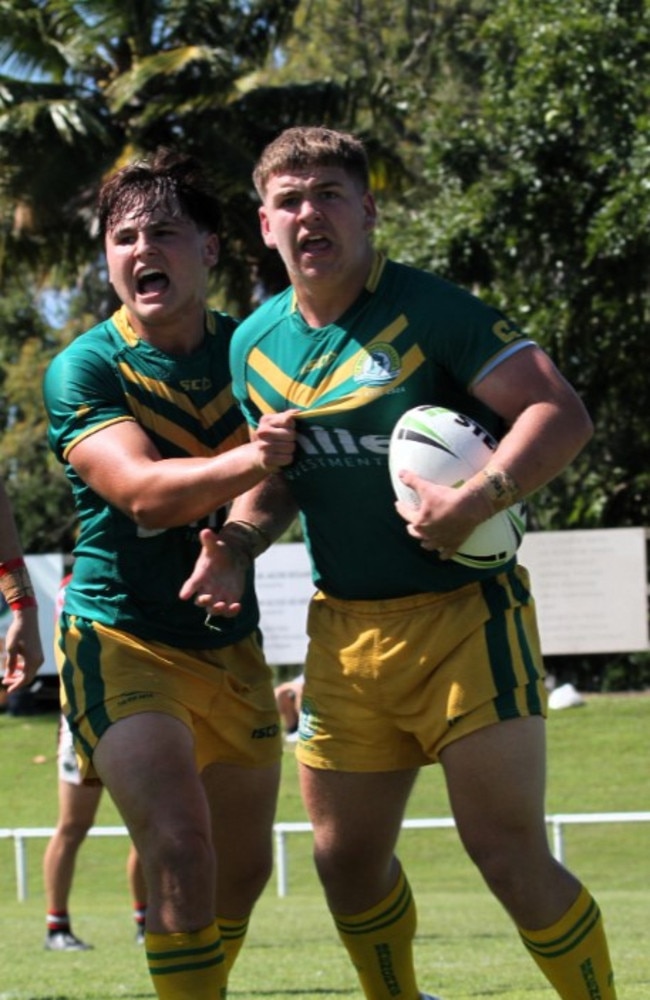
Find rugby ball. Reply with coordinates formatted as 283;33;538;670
389;405;526;568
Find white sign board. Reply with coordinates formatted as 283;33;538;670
518;527;648;654
24;529;649;672
257;529;649;663
256;544;313;665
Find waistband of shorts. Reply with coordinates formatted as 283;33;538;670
314;566;528;619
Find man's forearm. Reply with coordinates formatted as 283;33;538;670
224;474;299;560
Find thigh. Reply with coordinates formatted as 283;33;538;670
93;712;211;847
301;765;418;843
300;764;418;910
441;715;549;855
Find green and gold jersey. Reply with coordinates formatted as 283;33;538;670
44;306;259;648
231;254;535;600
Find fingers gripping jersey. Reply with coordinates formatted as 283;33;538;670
230;254;535;600
44;307;258;647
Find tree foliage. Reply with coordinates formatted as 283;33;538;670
1;0;648;563
0;0;354;306
377;0;650;530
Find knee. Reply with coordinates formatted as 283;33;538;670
216;846;274;914
152;825;215;883
462;832;552;907
236;850;274;901
313;837;358;882
468;841;520;896
58;819;93;846
312;835;387;892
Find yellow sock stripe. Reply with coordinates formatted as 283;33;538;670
334;872;413;937
520;894;601;960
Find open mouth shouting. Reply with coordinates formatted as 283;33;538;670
136;267;170;297
300;231;332;253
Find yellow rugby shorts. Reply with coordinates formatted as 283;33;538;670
295;565;547;771
56;614;281;782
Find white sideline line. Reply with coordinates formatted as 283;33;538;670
2;812;649;901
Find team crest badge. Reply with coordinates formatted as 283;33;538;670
353;343;401;387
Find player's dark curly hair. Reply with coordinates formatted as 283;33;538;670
98;148;222;239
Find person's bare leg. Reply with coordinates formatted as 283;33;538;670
442;717;616;998
300;765;424;999
204;759;280;976
93;712;227;1000
441;717;579;927
43;779;102;947
44;780;102;913
126;843;147;942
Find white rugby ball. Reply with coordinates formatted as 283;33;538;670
389;405;526;569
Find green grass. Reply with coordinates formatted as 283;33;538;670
0;694;649;998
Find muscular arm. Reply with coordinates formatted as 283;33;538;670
227;472;300;545
471;345;593;497
69;411;296;530
396;346;593;555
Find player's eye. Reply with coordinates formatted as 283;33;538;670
112;231;136;245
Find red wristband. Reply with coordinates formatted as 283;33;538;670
0;557;26;577
8;595;38;611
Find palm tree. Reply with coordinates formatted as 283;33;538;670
0;0;356;310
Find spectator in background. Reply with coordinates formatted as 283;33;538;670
43;713;147;949
0;480;44;696
274;673;304;741
43;573;147;951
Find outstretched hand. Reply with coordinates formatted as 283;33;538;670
179;527;248;617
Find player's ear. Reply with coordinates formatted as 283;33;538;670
259;207;277;249
203;232;220;267
362;192;377;233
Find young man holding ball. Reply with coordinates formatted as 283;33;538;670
183;126;616;1000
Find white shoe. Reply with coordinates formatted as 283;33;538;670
420;994;443;1000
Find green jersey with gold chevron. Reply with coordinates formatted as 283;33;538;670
44;306;259;647
231;254;535;600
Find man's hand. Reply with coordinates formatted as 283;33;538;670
179;528;248;617
1;607;44;692
394;469;489;559
252;410;297;471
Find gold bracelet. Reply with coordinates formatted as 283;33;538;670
481;465;521;513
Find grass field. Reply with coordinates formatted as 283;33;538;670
0;694;648;999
